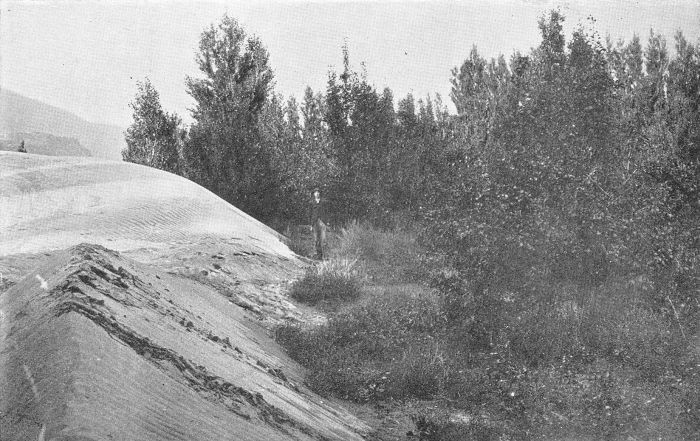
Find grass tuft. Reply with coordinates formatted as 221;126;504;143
288;258;364;304
332;220;426;283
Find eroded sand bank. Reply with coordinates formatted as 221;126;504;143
0;153;367;440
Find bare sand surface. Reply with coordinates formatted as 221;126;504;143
0;152;367;440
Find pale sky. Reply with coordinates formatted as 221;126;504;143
2;0;699;127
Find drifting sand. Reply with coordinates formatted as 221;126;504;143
0;153;367;440
0;153;291;257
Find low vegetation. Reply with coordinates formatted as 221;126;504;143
288;258;364;305
331;220;426;284
277;223;699;439
277;284;445;402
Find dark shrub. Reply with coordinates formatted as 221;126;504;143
288;259;363;304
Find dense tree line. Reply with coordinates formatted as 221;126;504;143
123;15;451;226
424;12;698;347
122;14;699;436
124;12;698;325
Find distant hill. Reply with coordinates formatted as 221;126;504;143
0;88;125;160
0;131;92;157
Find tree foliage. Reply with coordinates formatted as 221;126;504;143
181;15;277;220
123;79;182;173
122;15;698;311
423;12;699;347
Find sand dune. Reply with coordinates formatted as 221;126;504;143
0;153;290;258
0;153;367;440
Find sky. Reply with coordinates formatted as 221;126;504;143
1;0;699;127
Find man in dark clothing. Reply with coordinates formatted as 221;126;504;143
17;140;26;153
310;189;327;260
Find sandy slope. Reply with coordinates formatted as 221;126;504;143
0;153;290;258
0;153;367;440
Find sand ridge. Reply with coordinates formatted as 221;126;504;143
0;152;290;258
0;153;368;440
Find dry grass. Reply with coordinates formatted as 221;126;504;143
331;220;426;284
288;258;365;304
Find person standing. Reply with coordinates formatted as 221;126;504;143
17;140;26;153
310;188;327;260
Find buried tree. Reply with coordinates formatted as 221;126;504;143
182;15;278;221
124;15;282;222
123;79;182;174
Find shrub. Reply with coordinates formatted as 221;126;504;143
411;407;510;441
282;224;315;258
276;285;447;401
332;220;426;283
504;281;685;375
388;341;448;399
430;266;504;350
520;361;696;439
288;258;363;304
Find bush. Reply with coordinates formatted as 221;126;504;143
411;409;507;441
520;360;696;439
430;266;505;350
281;224;315;258
503;281;685;376
388;342;448;399
332;220;426;283
288;258;363;304
276;285;447;401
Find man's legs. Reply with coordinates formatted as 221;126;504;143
314;220;326;260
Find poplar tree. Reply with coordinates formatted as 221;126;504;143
182;15;276;219
123;79;182;173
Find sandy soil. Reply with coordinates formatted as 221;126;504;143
0;152;368;440
0;153;290;257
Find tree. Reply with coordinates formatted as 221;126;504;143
450;47;510;146
123;79;182;173
285;96;302;141
537;9;566;82
256;92;336;225
634;31;700;300
397;93;417;131
422;11;632;344
181;15;276;220
301;86;326;138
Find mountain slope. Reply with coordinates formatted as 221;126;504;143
0;131;92;156
0;88;124;159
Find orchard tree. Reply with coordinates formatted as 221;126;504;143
123;79;182;173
